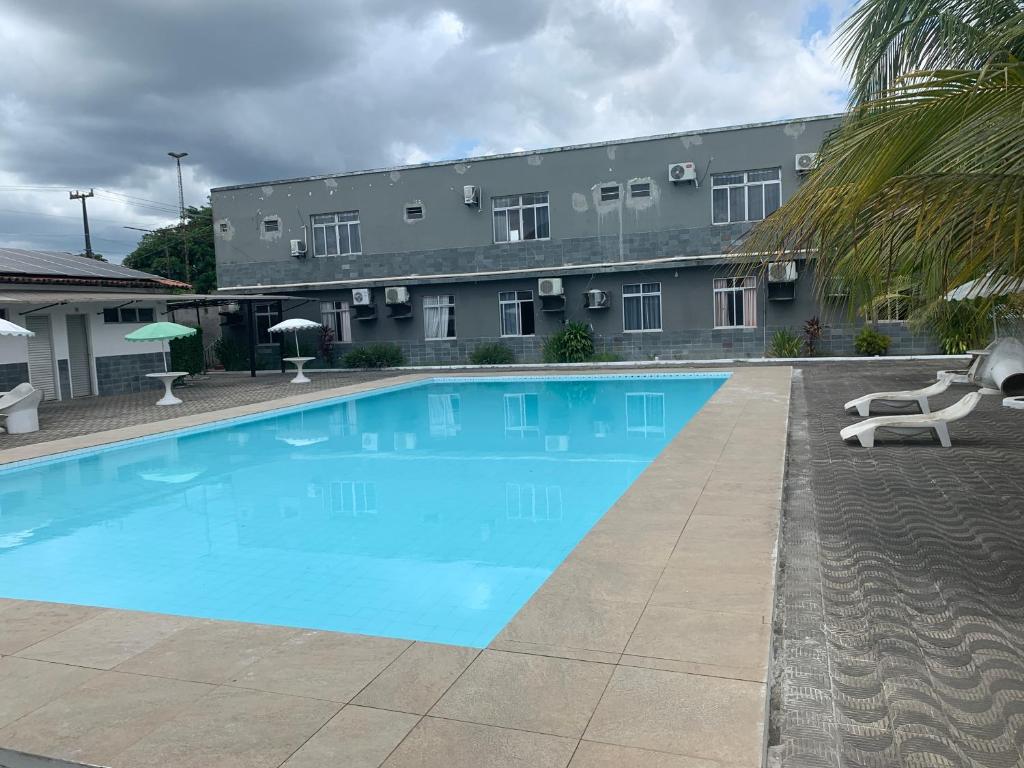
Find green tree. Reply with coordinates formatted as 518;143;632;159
76;251;107;262
123;204;217;293
744;0;1024;326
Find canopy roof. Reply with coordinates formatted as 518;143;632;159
0;290;298;305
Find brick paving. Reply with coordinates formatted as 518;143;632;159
0;371;402;449
771;362;1024;768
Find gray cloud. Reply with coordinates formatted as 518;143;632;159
0;0;847;260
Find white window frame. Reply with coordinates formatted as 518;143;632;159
599;184;620;202
625;393;666;437
311;211;361;257
254;302;281;345
423;294;456;340
711;168;781;225
103;306;155;324
319;300;352;343
622;283;662;333
498;290;535;337
504;393;540;436
713;277;758;329
492;193;550;244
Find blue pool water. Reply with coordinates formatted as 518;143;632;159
0;374;725;647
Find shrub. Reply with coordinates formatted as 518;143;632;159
213;335;248;371
470;343;515;365
543;322;594;363
768;328;803;358
169;327;204;375
318;326;336;367
342;343;405;368
588;351;621;362
928;300;991;355
803;316;824;356
854;326;891;356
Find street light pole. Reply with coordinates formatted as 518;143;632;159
168;151;191;284
69;189;95;258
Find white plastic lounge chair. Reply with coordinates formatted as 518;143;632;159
0;383;42;434
840;391;981;448
844;375;953;417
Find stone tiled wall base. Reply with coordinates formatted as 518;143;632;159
0;362;29;391
95;353;165;396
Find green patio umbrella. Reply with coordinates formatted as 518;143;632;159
124;322;197;372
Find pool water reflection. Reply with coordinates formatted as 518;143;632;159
0;374;726;647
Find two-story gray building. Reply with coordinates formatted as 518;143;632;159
211;114;934;365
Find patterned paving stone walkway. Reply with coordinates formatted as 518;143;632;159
0;371;401;449
771;362;1024;768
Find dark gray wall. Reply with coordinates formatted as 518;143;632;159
212;116;841;290
0;362;29;391
95;352;164;396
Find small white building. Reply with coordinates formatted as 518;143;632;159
0;249;192;399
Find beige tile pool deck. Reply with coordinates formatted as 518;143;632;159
0;367;790;768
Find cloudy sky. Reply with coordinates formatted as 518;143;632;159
0;0;851;262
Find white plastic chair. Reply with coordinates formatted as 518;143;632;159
840;391;982;448
0;383;42;434
844;375;954;417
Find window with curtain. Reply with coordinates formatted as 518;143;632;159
499;291;535;336
423;295;456;340
254;303;281;344
311;211;361;256
622;283;662;332
713;277;758;328
504;393;540;435
319;301;351;343
625;393;666;436
493;193;550;243
711;169;781;224
427;393;461;437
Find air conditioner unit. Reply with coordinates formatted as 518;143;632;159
290;239;307;258
463;185;480;206
768;261;798;283
538;277;564;297
795;153;819;173
545;435;569;452
584;289;610;309
385;286;410;305
668;162;697;184
351;288;373;306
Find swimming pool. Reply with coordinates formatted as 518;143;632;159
0;374;726;647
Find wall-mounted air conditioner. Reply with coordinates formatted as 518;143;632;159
668;162;697;184
385;286;410;305
584;289;610;309
545;435;569;452
290;239;306;258
538;277;564;297
463;185;480;206
352;288;373;306
795;153;819;173
767;261;798;283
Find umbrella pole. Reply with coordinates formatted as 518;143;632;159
294;331;300;357
163;340;168;372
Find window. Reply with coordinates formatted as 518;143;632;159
329;481;377;516
499;291;535;336
506;484;563;521
0;308;5;320
263;218;280;233
405;205;424;221
219;222;229;233
320;301;351;343
103;306;155;324
713;277;758;328
428;393;461;437
254;303;281;344
622;283;662;332
629;182;651;198
312;211;361;257
423;295;456;340
626;393;666;437
712;168;781;224
504;393;539;436
600;185;620;202
493;193;549;243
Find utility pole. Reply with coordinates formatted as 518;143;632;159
167;152;191;285
69;189;95;259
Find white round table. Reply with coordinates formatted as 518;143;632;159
145;372;188;406
282;357;316;384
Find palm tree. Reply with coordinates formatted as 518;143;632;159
743;0;1024;326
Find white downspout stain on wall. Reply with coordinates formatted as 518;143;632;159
784;122;807;138
571;192;589;212
592;182;624;262
527;154;542;166
680;134;703;149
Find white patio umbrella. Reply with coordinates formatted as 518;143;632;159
946;273;1024;337
268;318;322;357
124;322;197;372
0;318;34;337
